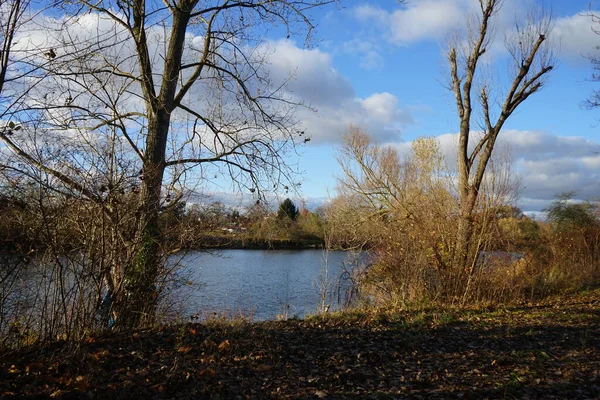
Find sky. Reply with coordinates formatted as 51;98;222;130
231;0;600;213
6;0;600;214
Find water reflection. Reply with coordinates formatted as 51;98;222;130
172;249;358;321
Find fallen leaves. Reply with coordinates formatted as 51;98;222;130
177;345;193;354
201;338;217;349
0;290;599;399
218;339;230;352
198;368;216;377
254;364;272;373
92;349;109;360
73;375;90;391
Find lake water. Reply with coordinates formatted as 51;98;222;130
171;249;359;321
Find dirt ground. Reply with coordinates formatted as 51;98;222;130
1;290;599;399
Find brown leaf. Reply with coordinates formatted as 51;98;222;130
255;364;272;373
50;390;67;398
198;368;216;377
74;375;89;391
92;349;110;360
218;340;231;352
177;345;192;354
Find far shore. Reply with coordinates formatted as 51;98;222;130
183;234;325;251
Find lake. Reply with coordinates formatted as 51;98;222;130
170;249;360;321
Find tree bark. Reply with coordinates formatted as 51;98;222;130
448;0;553;280
117;111;168;327
115;2;192;328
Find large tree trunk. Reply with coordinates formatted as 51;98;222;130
115;2;190;328
118;112;169;328
454;188;478;278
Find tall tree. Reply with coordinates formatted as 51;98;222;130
0;0;22;102
0;0;334;328
448;0;554;271
278;198;298;221
0;0;42;119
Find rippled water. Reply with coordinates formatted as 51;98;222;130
172;249;357;321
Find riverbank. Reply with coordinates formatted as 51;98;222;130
1;289;599;399
187;234;324;250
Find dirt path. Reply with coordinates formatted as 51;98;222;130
1;290;599;399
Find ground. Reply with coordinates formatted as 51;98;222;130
1;290;599;399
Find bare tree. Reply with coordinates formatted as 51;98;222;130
584;12;600;110
0;0;40;119
0;0;25;101
0;0;335;328
0;0;29;306
447;0;554;271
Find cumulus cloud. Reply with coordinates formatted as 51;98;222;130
10;11;413;147
349;0;600;64
503;131;600;206
394;129;600;211
265;40;355;108
350;0;498;45
387;0;467;44
264;40;413;143
553;12;599;62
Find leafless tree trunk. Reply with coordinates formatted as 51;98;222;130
0;0;35;117
584;12;600;110
448;0;554;272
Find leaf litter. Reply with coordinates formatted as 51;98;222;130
1;290;599;399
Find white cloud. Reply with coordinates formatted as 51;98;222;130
351;0;482;45
393;129;600;211
10;11;413;148
353;4;390;25
348;0;600;65
552;12;599;62
264;40;413;143
360;93;402;124
388;0;467;44
265;40;355;108
339;38;385;70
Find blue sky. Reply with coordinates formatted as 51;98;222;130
9;0;600;213
261;0;600;212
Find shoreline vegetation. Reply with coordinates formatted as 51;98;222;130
184;234;325;251
163;199;331;251
1;289;598;399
